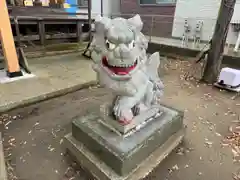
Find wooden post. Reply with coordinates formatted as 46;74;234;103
14;17;21;48
10;0;15;5
87;0;92;40
0;0;22;77
76;20;82;43
38;19;45;46
202;0;236;83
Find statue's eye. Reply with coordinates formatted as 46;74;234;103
128;40;135;49
105;40;116;50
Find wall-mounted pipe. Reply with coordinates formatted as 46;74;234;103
87;0;92;38
101;0;103;16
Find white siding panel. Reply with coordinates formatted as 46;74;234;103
228;2;240;45
172;0;221;41
172;0;240;45
232;2;240;23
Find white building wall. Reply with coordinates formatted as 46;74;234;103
172;0;220;42
91;0;102;15
172;0;240;44
77;0;120;18
228;3;240;45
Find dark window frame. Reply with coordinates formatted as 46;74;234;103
77;0;88;7
139;0;176;6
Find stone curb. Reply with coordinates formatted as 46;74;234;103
0;132;7;180
148;42;240;68
25;49;85;59
0;81;97;114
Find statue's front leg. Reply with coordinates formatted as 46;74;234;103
144;79;164;106
112;81;149;125
113;96;138;125
144;82;154;107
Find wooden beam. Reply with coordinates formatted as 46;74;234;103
0;0;22;77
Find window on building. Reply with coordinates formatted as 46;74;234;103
140;0;176;5
78;0;88;6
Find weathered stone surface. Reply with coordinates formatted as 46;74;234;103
64;127;185;180
99;103;163;134
71;105;184;176
91;15;164;125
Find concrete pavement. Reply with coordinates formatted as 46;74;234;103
0;53;96;113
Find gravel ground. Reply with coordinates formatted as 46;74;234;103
1;59;240;180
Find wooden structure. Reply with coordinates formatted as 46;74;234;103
0;0;22;77
0;0;94;77
8;6;90;45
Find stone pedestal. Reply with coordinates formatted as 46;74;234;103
64;105;185;180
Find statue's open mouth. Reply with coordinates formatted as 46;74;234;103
102;56;137;75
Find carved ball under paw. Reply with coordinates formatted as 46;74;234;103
113;104;134;125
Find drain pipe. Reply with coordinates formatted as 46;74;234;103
234;31;240;52
101;0;103;16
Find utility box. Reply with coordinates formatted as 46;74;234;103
218;67;240;88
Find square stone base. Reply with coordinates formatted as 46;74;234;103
64;128;185;180
71;105;183;175
64;104;185;179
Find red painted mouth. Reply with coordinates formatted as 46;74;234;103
102;56;137;75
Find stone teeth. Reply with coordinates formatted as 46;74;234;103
109;63;135;67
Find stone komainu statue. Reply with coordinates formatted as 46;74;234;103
90;14;164;125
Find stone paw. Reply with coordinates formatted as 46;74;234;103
113;104;133;125
118;117;132;125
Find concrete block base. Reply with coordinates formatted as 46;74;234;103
64;128;185;180
0;69;35;84
64;104;185;179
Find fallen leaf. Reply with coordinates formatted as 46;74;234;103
60;139;64;144
232;146;240;158
5;121;12;126
34;122;40;127
49;148;55;152
172;164;179;170
65;167;75;178
205;141;213;146
9;138;15;142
